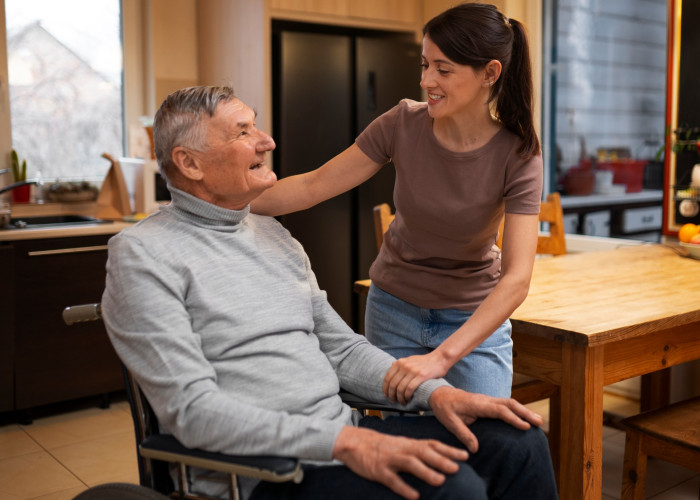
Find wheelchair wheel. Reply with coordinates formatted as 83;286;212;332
72;482;169;500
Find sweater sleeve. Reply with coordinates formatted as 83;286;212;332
102;233;345;461
302;252;451;411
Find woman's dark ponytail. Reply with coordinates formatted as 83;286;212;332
495;18;540;159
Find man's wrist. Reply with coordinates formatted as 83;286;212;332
414;378;453;410
428;385;455;409
332;426;360;460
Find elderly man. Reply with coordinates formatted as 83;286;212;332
102;86;557;500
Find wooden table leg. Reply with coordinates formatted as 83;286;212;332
558;343;605;500
640;368;671;411
548;390;561;487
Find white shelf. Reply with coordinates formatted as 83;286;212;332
560;190;663;209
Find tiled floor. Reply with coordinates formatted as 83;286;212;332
0;397;138;500
0;393;698;499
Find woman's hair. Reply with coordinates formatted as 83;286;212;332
153;85;237;179
423;3;540;159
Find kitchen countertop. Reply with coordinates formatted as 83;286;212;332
0;201;136;241
0;220;133;241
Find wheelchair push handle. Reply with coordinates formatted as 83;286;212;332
63;303;102;325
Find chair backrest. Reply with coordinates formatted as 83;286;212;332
372;192;567;257
496;192;567;256
372;203;394;251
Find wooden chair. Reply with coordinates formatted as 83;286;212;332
496;192;566;256
620;396;700;500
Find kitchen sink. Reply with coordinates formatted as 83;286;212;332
4;215;112;229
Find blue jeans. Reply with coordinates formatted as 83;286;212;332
365;284;513;398
249;416;558;500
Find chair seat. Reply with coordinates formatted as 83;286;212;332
620;396;700;499
621;396;700;457
353;279;371;295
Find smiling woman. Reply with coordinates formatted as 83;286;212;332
4;0;123;183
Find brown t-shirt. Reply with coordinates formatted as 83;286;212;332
356;99;543;310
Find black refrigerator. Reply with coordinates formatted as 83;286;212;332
272;23;421;329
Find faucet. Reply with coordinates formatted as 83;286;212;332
0;180;36;195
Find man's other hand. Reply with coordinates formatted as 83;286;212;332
429;386;544;453
332;426;468;500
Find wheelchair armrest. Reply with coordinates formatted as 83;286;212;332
139;434;303;483
339;390;406;413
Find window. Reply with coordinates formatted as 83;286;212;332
5;0;123;182
543;0;667;239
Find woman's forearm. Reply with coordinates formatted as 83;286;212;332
251;144;383;216
436;272;531;367
251;173;317;216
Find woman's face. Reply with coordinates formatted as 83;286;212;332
420;35;491;120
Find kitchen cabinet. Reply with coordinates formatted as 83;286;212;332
2;233;122;418
560;190;663;241
269;0;421;29
0;245;14;412
621;206;663;234
582;210;610;238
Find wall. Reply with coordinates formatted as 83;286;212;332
122;0;154;150
197;0;269;133
151;0;199;106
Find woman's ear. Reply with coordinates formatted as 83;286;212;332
483;59;503;87
171;147;204;181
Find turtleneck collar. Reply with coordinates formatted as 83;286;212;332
165;185;250;229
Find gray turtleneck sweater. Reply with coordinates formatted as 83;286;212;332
102;187;447;496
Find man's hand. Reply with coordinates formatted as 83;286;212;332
429;386;544;453
383;351;451;405
332;425;468;500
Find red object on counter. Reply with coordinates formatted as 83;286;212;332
564;165;595;196
11;184;30;203
597;160;647;193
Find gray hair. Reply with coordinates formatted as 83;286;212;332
153;86;237;180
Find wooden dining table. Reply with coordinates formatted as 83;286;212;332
510;243;700;500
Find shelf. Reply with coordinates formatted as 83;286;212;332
560;190;663;209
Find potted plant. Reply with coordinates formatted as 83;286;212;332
10;149;30;203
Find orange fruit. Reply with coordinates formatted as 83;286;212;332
678;223;699;243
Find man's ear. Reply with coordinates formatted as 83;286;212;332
483;59;503;87
171;147;204;181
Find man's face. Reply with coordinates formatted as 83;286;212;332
189;98;277;210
